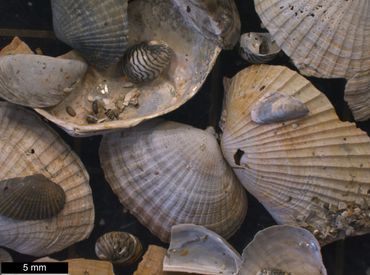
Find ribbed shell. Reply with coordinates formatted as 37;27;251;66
240;225;327;275
51;0;128;68
172;0;240;49
95;231;143;265
0;174;66;220
239;32;281;64
122;41;172;83
99;120;247;242
0;54;87;108
220;65;370;245
0;248;12;262
0;102;94;256
254;0;370;121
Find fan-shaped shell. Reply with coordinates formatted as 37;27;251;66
220;65;370;245
0;102;94;256
172;0;240;49
0;248;12;262
51;0;129;68
122;41;173;83
0;54;87;108
95;231;143;265
0;174;66;220
239;32;281;64
254;0;370;121
99;120;247;242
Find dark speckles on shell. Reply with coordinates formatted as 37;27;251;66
122;41;173;83
0;174;66;220
95;231;143;265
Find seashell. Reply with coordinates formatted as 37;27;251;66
239;32;281;64
0;102;94;256
220;64;370;245
0;36;33;56
134;245;169;275
122;41;173;83
0;174;66;220
95;231;143;265
51;0;129;68
172;0;241;49
99;119;247;242
251;92;309;124
254;0;370;121
0;248;12;262
0;54;87;108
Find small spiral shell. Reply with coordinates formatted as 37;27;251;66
95;232;143;265
122;41;172;83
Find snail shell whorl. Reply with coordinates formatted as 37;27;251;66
95;232;143;265
122;41;172;83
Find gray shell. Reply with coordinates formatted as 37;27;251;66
51;0;129;68
0;174;66;221
122;41;173;83
0;54;87;108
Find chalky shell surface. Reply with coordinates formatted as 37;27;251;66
254;0;370;121
51;0;129;68
0;102;94;256
221;65;370;245
0;54;87;108
99;120;247;242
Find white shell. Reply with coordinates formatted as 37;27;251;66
99;120;247;242
0;102;94;256
254;0;370;121
220;65;370;245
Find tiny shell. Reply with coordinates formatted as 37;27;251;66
0;248;12;262
95;231;143;265
0;174;66;220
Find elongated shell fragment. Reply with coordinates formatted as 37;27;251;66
95;231;143;265
0;54;87;107
221;65;370;245
99;120;247;242
122;41;172;83
51;0;129;67
0;174;66;220
0;102;94;256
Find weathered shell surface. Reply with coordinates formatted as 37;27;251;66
220;65;370;245
240;225;327;275
99;120;247;242
0;174;66;220
172;0;240;49
164;224;242;275
0;248;12;262
122;41;172;83
239;32;281;64
51;0;129;68
254;0;370;121
0;102;94;256
95;231;143;265
0;36;33;56
0;54;87;108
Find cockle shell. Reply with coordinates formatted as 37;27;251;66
0;174;66;220
163;224;327;275
0;248;12;262
0;54;87;108
99;120;247;242
51;0;129;68
172;0;241;49
254;0;370;121
0;102;94;256
220;64;370;245
122;41;173;83
239;32;281;64
95;231;143;265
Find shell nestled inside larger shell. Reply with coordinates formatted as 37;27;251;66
99;120;247;242
0;102;94;256
221;65;370;245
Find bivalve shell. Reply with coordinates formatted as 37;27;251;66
99;120;247;242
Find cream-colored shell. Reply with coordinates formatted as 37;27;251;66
34;0;220;137
0;102;94;256
99;120;247;242
220;65;370;245
254;0;370;121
